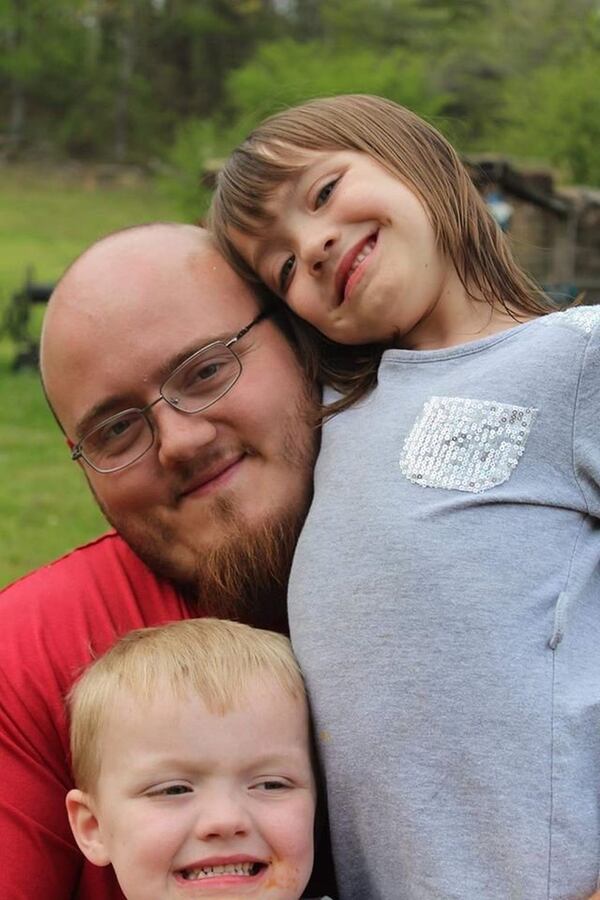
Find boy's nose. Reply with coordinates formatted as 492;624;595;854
193;795;251;841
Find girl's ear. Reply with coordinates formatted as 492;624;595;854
66;789;111;867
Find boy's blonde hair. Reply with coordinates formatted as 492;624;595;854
68;618;306;793
210;94;554;414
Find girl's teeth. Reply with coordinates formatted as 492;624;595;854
349;238;376;275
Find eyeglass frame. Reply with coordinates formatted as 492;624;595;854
70;308;271;474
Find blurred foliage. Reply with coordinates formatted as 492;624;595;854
486;48;600;185
0;166;182;584
1;0;599;191
225;40;448;117
163;35;451;217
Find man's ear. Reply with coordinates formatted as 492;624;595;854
66;789;111;867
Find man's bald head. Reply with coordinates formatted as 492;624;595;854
41;223;215;429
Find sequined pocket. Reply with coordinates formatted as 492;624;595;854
399;396;537;493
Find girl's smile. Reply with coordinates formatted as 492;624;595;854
336;231;379;305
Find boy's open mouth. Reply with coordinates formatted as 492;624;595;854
179;860;267;881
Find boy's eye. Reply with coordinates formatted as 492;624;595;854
279;256;295;293
254;779;289;792
315;177;340;209
148;783;192;797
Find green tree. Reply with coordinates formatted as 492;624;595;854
0;0;86;154
436;0;600;148
148;0;284;122
489;49;600;185
60;0;166;161
164;37;452;219
225;38;448;122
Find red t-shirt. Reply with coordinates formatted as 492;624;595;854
0;532;192;899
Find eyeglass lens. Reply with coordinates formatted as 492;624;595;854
162;341;241;411
81;343;241;472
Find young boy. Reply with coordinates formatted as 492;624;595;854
66;618;332;900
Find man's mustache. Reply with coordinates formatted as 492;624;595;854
171;445;254;503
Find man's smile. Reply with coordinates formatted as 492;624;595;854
178;452;247;501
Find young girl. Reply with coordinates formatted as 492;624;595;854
210;95;600;900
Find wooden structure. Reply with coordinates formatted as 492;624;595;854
467;157;600;305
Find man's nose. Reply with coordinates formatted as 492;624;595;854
154;403;218;468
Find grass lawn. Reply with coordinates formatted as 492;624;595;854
0;165;186;587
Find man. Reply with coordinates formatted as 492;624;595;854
0;224;320;899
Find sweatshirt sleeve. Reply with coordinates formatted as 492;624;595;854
573;313;600;518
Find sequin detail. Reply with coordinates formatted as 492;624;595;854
543;306;600;334
399;396;537;493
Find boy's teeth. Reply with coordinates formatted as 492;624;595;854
182;861;257;880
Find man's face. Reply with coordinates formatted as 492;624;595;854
43;227;317;614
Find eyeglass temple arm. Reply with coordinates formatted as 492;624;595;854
228;308;271;346
66;436;83;460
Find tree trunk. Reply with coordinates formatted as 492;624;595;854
113;2;136;163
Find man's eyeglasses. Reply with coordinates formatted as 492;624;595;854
71;310;270;474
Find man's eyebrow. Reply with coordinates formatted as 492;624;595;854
74;330;239;439
154;332;234;383
74;396;137;440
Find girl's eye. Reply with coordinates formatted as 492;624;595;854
315;177;340;209
279;256;295;293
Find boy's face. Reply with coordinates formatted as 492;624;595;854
68;676;316;900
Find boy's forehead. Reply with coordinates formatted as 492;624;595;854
107;671;306;717
90;674;314;803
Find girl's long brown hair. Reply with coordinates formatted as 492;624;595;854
210;94;554;416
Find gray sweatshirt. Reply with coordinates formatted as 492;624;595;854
289;308;600;899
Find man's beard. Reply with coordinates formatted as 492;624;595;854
184;497;308;633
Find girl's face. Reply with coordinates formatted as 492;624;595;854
230;150;469;349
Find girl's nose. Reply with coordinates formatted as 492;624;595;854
301;227;338;274
309;237;336;274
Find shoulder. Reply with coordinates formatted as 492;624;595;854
1;531;168;611
3;530;130;583
3;530;123;588
0;532;186;693
505;308;600;377
539;308;600;387
537;306;600;339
